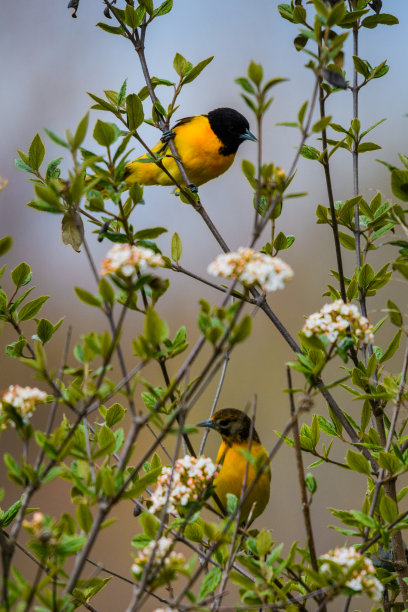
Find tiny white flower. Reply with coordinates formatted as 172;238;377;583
208;248;293;292
100;244;164;277
302;300;374;346
150;455;219;515
1;385;47;429
319;547;383;601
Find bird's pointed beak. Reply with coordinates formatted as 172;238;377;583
196;418;216;429
240;128;257;142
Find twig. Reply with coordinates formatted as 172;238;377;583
199;351;230;456
318;73;347;302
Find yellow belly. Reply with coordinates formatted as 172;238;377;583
125;115;235;188
215;441;271;524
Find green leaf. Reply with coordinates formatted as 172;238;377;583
97;425;116;456
391;169;408;202
129;466;163;498
226;493;238;515
11;262;31;288
292;5;306;23
346;450;371;475
129;183;144;205
0;499;22;527
139;0;153;14
74;287;102;308
93;120;116;147
126;94;144;131
34;184;61;209
0;236;12;257
380;495;398;523
15;158;33;173
132;534;153;548
353;56;371;79
28;134;45;171
184;522;204;543
387;300;402;327
144;307;169;346
134;227;167;239
182;56;214;84
117;80;127;108
36;318;54;344
44;128;69;148
76;503;93;534
73;113;89;150
173;53;189;77
300;145;319;160
327;1;346;26
18;296;49;322
358;264;374;289
361;13;399;29
231;315;252;345
379;329;401;364
338;231;355;250
312;116;332;133
248;61;263;86
139;511;160;538
171;232;182;262
124;4;144;28
154;0;173;17
358;142;381;153
377;451;401;474
235;77;255;94
99;277;115;306
197;567;222;602
278;4;293;22
106;403;126;428
96;22;124;35
317;415;337;437
256;530;272;556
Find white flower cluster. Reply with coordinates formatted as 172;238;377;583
150;455;219;515
1;385;47;429
131;537;185;580
100;244;164;277
302;300;374;344
320;546;384;601
207;248;293;292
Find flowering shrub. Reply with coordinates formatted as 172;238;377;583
150;455;219;515
3;0;408;610
100;244;164;277
302;300;374;345
208;248;293;292
320;546;384;601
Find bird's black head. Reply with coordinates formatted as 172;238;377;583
207;108;256;156
197;408;261;445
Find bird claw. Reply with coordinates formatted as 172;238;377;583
160;130;176;144
187;183;198;193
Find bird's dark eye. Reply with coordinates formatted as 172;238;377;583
218;419;230;429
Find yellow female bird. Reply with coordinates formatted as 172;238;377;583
124;107;256;190
197;408;270;524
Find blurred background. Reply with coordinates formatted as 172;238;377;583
1;1;408;609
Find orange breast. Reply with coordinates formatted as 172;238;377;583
215;440;271;524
